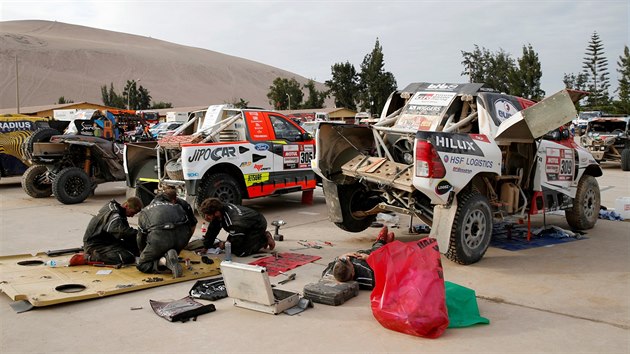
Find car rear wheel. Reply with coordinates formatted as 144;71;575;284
21;164;53;198
446;192;493;265
52;167;92;204
334;183;378;233
566;175;600;230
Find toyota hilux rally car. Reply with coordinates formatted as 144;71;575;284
312;82;602;265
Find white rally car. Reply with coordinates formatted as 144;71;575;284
313;83;602;264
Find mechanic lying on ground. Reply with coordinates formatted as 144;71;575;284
197;197;275;257
136;189;195;278
73;197;144;266
322;226;395;290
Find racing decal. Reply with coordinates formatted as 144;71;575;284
282;144;313;169
425;83;460;91
409;92;457;106
244;172;270;187
494;98;518;123
435;180;453;195
246;112;272;140
252;154;266;162
0;120;35;132
187;146;237;162
396;115;439;131
470;134;490;143
545;147;574;181
239;146;250;153
254;143;269;151
443;154;494;169
419;132;484;157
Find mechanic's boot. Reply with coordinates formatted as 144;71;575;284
386;231;396;244
376;226;389;244
265;231;276;250
69;252;88;266
165;249;182;278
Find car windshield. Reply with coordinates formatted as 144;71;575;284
588;121;627;133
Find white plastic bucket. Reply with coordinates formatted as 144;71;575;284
614;197;630;219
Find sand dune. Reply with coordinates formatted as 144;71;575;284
0;20;329;110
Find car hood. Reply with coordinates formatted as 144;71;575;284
495;89;585;142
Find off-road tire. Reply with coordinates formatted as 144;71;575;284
21;164;52;198
165;158;184;180
621;148;630;171
52;167;92;204
22;128;60;161
445;192;493;265
197;173;242;206
566;175;600;230
334;183;378;233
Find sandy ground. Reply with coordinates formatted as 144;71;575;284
0;163;628;353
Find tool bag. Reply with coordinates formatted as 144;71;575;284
303;278;359;306
366;239;449;338
150;296;216;322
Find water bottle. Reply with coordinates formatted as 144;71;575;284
224;241;232;261
45;259;68;267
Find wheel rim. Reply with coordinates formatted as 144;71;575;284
463;209;487;249
65;175;87;197
214;184;237;203
583;187;596;219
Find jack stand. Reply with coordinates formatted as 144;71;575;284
271;220;286;241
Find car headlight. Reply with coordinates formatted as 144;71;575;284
600;146;606;151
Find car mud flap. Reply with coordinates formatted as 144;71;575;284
322;179;342;223
430;199;458;253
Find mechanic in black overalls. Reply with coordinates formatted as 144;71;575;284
82;197;143;265
136;190;194;278
198;198;275;257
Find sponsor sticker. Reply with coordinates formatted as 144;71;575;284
255;143;269;151
435;180;453;195
494;98;518;122
245;172;269;186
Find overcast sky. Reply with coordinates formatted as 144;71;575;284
2;0;628;97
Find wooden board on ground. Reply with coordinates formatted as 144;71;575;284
0;250;220;307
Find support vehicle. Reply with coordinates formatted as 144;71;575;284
124;105;317;207
312;82;602;265
21;110;153;204
579;116;630;170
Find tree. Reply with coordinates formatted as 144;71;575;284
151;101;173;109
563;72;589;110
615;45;630;113
57;96;74;104
226;98;250;109
137;86;152;110
582;31;611;108
461;46;517;94
302;80;328;109
357;38;397;115
267;77;303;110
508;44;545;101
326;61;359;110
461;45;492;84
100;83;126;108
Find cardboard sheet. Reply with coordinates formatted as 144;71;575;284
0;250;220;307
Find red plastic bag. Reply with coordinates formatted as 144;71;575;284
367;238;449;338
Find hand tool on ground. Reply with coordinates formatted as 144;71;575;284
278;273;296;285
271;220;286;241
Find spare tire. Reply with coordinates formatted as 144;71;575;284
165;158;184;180
23;128;61;161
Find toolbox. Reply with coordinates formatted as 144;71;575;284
303;278;359;306
220;261;300;315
